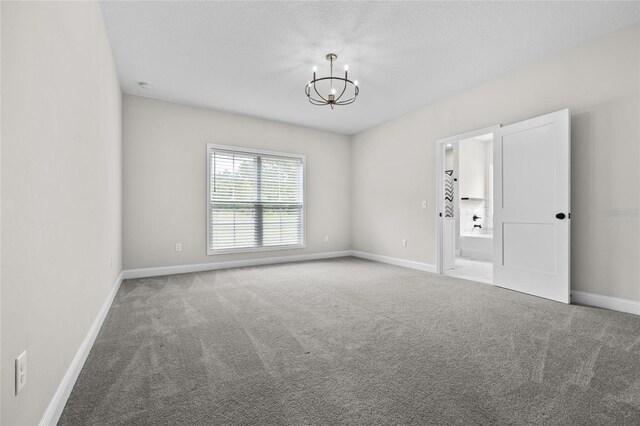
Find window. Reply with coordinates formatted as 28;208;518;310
207;144;305;254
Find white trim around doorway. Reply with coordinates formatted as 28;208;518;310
435;125;500;276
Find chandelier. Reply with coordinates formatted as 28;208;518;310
305;53;359;109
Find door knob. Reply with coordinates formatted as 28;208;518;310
555;213;566;219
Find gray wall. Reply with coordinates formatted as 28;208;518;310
1;2;122;424
351;24;640;302
123;95;351;269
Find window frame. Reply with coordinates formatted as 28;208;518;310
206;143;306;255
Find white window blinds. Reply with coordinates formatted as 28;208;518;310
207;145;304;253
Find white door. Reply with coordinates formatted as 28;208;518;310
493;109;570;303
443;218;456;270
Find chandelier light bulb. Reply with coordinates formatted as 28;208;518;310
344;65;349;71
331;88;336;95
312;66;317;72
354;80;358;86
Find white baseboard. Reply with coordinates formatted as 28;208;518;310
571;290;640;316
39;271;124;426
350;250;438;273
121;250;439;280
121;250;353;279
351;251;639;316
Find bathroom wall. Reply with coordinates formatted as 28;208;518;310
458;138;487;200
458;137;492;235
460;199;489;236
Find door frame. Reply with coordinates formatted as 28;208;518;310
435;125;501;274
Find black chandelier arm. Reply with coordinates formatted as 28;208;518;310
334;88;359;105
305;88;323;105
307;97;329;106
340;85;359;101
335;84;358;105
306;90;332;106
305;86;328;104
334;96;357;106
305;77;358;103
335;74;349;102
312;80;329;103
307;92;358;105
307;76;356;85
306;94;329;106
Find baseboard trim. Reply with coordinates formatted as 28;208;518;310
350;250;438;273
39;271;124;426
121;250;353;279
571;290;640;316
351;251;639;316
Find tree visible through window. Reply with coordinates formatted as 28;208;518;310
207;145;304;253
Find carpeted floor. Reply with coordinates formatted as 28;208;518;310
59;257;640;425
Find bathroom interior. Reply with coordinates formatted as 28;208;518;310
443;133;493;283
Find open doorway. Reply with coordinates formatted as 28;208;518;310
436;111;570;302
436;126;499;284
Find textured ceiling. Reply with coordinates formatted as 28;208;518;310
101;1;639;135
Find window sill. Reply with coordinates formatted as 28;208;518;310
207;243;306;256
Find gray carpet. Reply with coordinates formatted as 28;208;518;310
59;257;640;425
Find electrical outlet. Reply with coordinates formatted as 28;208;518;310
422;200;428;208
175;243;183;252
16;351;27;395
324;235;329;242
402;239;407;247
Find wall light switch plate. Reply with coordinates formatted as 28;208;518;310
324;235;329;242
16;351;27;395
175;243;182;252
402;239;408;247
422;200;428;208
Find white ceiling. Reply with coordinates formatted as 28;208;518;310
100;1;639;135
